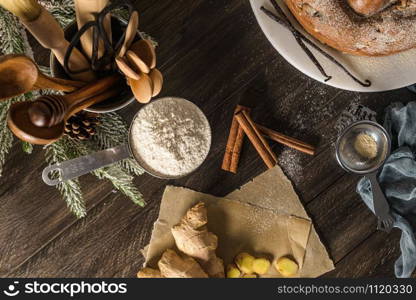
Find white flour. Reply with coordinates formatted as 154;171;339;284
130;98;211;177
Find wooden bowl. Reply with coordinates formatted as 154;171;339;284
50;17;137;113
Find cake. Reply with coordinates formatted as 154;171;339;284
283;0;416;56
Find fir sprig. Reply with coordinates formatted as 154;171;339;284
45;138;86;218
0;0;147;217
0;8;33;175
0;101;13;176
0;8;28;55
39;0;76;27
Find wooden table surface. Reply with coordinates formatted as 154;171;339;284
1;0;415;278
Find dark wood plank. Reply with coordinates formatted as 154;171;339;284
306;174;377;262
9;188;161;277
327;230;404;278
0;0;171;276
2;0;416;278
6;0;282;277
1;0;259;276
0;144;115;275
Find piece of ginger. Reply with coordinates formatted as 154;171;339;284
137;267;163;278
252;257;271;275
275;257;299;277
158;249;208;278
235;252;255;274
226;264;241;278
242;274;257;278
171;202;224;277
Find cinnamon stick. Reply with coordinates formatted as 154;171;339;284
256;124;316;156
221;105;250;173
235;111;277;169
230;124;245;173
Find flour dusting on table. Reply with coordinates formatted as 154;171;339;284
335;102;377;134
131;98;211;177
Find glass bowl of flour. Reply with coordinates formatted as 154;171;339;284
129;97;212;179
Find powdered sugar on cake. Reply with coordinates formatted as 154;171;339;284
287;0;416;55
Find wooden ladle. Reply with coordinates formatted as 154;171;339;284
0;54;85;101
8;74;122;145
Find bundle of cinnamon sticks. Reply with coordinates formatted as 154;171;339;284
222;105;316;173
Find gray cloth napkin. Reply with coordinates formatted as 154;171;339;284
357;102;416;278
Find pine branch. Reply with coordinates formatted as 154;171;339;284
0;0;147;216
44;138;87;218
57;178;85;219
0;8;28;55
0;9;33;175
39;0;75;27
93;166;145;207
0;101;13;176
120;158;145;177
22;141;33;154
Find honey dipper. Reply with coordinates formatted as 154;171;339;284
8;74;123;145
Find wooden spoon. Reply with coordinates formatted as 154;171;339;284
118;10;139;58
149;68;163;97
8;75;122;145
130;39;156;69
0;54;85;101
128;73;153;103
115;57;140;80
126;50;150;74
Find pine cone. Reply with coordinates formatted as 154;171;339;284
64;112;101;140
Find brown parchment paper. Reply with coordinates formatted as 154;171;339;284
144;166;334;278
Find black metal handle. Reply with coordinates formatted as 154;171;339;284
64;0;139;75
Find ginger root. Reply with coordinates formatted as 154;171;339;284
226;264;241;278
137;267;163;278
235;252;255;275
158;249;208;278
275;257;299;277
242;274;258;278
171;202;225;277
252;257;271;275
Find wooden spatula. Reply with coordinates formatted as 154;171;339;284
74;0;111;60
0;0;95;82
